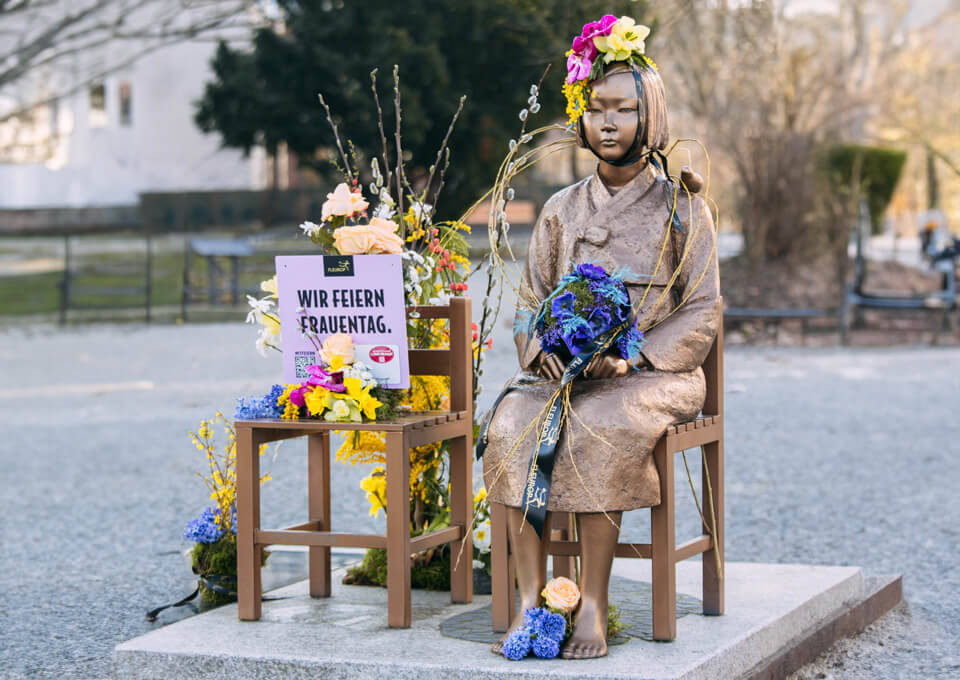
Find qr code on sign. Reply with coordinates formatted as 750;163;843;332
294;351;317;379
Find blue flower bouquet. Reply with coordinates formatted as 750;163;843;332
535;263;645;362
501;607;568;660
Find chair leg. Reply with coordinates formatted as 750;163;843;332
651;438;676;641
550;512;576;580
449;433;473;604
702;440;725;616
386;431;411;628
236;427;262;621
490;502;512;632
308;432;331;598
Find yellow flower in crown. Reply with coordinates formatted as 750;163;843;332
321;182;369;220
594;16;650;63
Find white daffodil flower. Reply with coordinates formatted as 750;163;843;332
246;295;274;324
299;221;323;238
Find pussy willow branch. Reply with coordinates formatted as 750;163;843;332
369;68;393;203
317;92;354;183
433;148;452;215
392;65;406;239
471;65;552;399
421;94;466;210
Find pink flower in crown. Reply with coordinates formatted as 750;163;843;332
572;35;598;61
566;14;616;84
566;49;594;83
580;14;617;42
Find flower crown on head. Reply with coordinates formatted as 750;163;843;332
562;15;657;127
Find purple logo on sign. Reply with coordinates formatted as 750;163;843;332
275;254;410;388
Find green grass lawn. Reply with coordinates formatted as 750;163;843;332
0;251;279;320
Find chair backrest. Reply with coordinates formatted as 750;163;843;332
405;297;472;413
701;303;724;418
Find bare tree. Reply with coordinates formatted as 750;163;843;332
0;0;257;127
654;0;918;262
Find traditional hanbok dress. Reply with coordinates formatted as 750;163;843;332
481;163;720;512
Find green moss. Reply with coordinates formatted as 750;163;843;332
607;604;624;639
342;547;389;586
190;537;267;605
374;388;405;421
342;546;453;591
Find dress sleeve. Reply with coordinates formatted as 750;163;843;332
513;197;561;371
639;196;720;373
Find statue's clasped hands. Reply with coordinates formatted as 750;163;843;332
536;351;647;380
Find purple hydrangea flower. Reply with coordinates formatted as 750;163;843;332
540;612;566;641
523;607;547;632
531;634;561;659
184;506;225;544
501;627;533;660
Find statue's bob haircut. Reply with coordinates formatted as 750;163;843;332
576;61;669;155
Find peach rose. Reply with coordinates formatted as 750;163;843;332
542;576;580;613
319;332;354;365
333;219;404;255
332;224;376;255
368;217;405;254
322;183;369;220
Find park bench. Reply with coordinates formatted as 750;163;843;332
841;200;957;344
724;307;835;344
180;237;256;319
489;316;725;642
58;232;154;323
234;298;474;628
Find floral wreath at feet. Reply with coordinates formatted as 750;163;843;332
499;576;624;660
562;14;657;126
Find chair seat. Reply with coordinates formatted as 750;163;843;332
236;409;469;432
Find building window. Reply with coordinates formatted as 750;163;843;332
119;81;132;126
49;100;59;138
89;82;107;127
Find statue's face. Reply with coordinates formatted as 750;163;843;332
582;70;640;163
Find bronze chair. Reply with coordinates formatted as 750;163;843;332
235;297;474;628
489;321;724;641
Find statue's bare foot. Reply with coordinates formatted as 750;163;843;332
561;602;608;659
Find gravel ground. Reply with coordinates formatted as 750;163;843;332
0;311;958;679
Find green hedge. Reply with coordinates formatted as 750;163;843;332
823;145;907;234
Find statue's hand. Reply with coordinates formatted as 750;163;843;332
584;353;629;379
536;352;566;380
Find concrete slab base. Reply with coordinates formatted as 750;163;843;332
114;561;901;680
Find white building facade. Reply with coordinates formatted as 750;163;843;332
0;39;265;209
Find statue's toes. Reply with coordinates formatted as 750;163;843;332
491;638;505;655
561;640;607;659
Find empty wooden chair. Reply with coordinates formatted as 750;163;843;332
235;297;474;628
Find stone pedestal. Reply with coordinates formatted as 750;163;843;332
115;560;900;680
